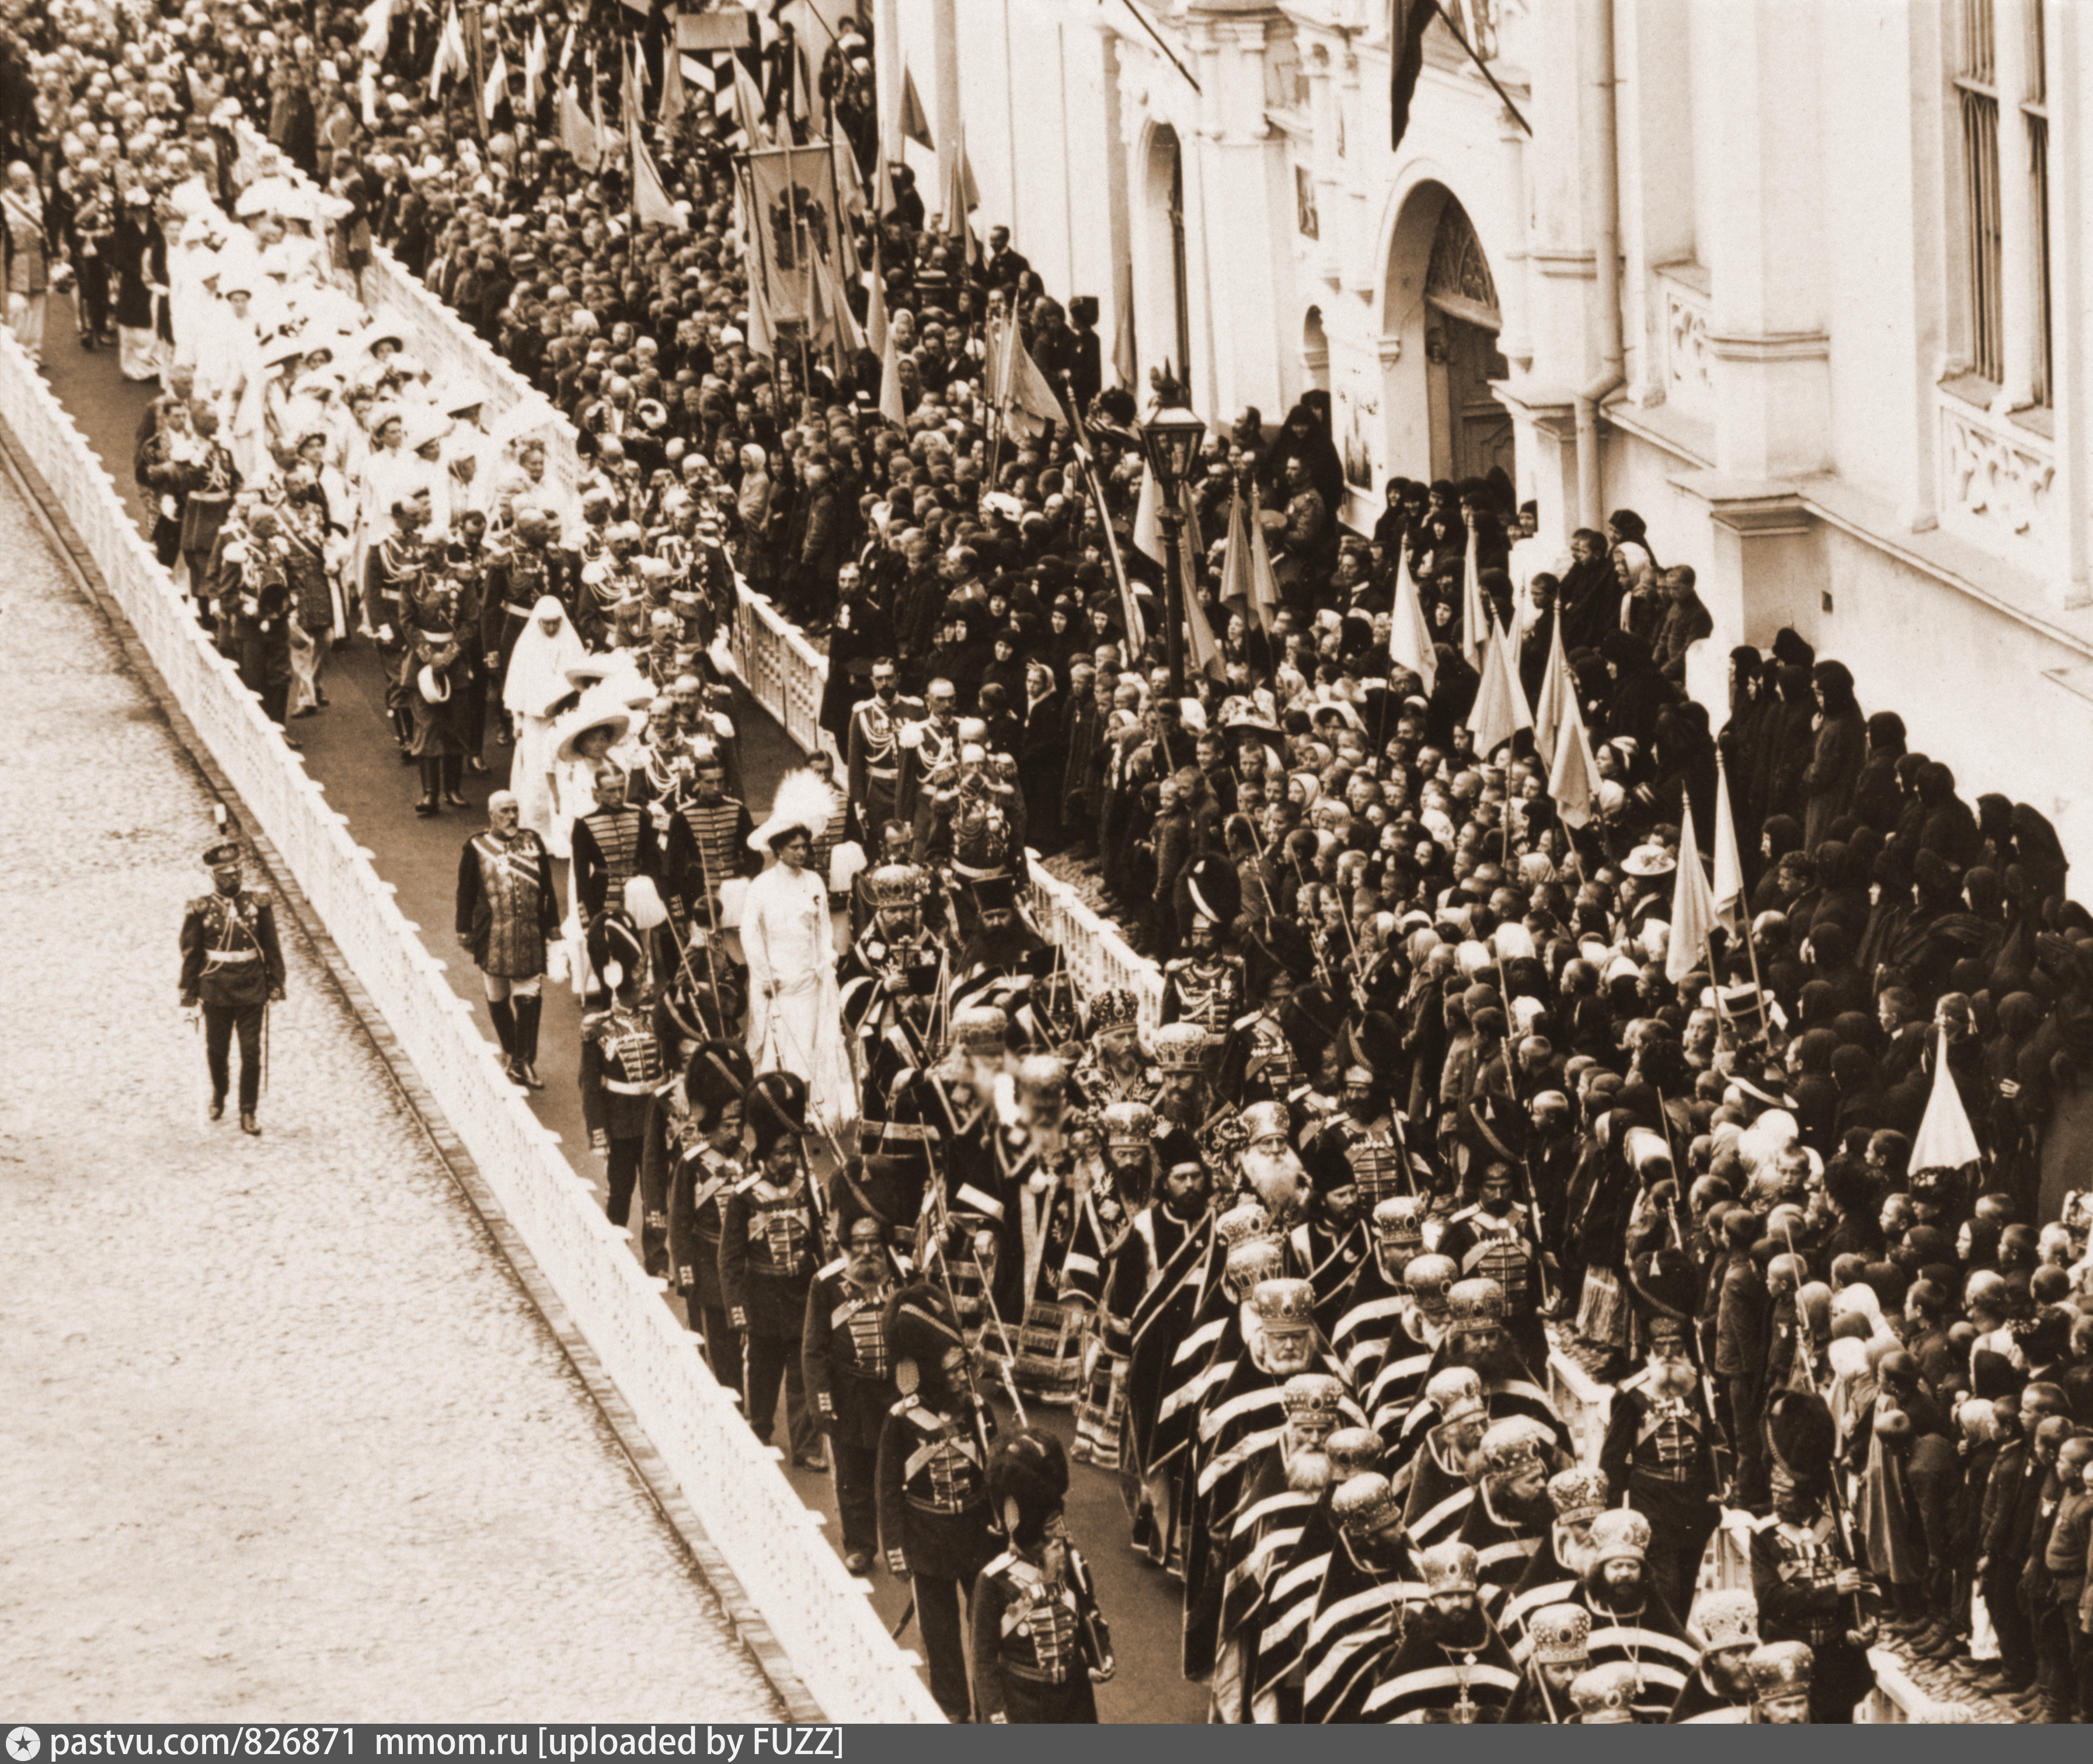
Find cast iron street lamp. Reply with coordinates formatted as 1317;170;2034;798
1137;376;1207;698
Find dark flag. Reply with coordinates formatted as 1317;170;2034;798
1391;0;1440;152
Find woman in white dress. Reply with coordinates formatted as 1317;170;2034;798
741;771;858;1137
502;596;586;846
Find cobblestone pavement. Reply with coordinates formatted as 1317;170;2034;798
0;467;781;1723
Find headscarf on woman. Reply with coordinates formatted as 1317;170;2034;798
503;593;587;719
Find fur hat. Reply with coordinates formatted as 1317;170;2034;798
744;1070;809;1152
584;910;644;991
1764;1389;1837;1502
683;1039;753;1115
1184;854;1241;928
987;1427;1068;1545
884;1281;965;1382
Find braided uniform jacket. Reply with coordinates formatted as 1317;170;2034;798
580;1001;664;1139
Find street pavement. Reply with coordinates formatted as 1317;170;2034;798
40;333;1206;1722
0;454;780;1723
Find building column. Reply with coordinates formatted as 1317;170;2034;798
930;0;960;204
1700;0;1831;480
1670;472;1822;710
1495;107;1535;373
1185;6;1290;424
1090;20;1137;393
873;0;900;163
1495;385;1580;541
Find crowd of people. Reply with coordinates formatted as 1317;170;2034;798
11;0;2093;1729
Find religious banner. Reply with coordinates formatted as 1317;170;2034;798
743;142;836;327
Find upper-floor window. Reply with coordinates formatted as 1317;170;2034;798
1952;0;2053;408
1955;0;2005;384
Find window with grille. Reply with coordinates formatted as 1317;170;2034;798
1956;0;2005;385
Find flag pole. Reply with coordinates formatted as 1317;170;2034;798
823;84;854;384
1058;370;1146;658
1719;754;1772;1038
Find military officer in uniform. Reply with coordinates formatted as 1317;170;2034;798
1599;1310;1725;1622
1750;1390;1878;1723
803;1192;907;1575
1213;964;1306;1108
877;1281;1001;1723
664;737;759;938
894;677;963;829
723;1072;824;1466
579;914;666;1228
664;1040;753;1392
1160;859;1245;1032
972;1430;1114;1723
845;658;922;838
455;790;558;1089
1439;1160;1552;1392
179;838;286;1135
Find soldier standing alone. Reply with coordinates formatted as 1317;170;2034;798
179;837;286;1135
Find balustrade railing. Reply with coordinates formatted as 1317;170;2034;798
0;324;938;1725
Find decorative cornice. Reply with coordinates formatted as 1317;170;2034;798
1527;247;1597;281
1666;469;1815;536
1703;330;1831;365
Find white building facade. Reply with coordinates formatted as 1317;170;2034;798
879;0;2093;862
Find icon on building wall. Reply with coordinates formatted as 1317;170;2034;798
1294;165;1319;240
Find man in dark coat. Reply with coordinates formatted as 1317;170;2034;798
1017;659;1067;855
721;1072;822;1465
803;1189;905;1575
818;562;895;747
877;1282;1001;1721
179;838;287;1136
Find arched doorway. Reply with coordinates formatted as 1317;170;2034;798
1142;125;1193;386
1380;184;1513;486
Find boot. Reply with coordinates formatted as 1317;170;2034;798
489;998;517;1060
513;994;544;1089
442;752;468;808
414;755;441;815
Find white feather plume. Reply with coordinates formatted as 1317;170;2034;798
829;839;868;895
748;768;841;853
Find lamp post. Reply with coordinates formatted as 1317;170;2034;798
1137;375;1207;699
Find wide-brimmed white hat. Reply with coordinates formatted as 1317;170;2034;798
555;691;632;763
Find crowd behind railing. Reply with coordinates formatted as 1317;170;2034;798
12;0;2093;1727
